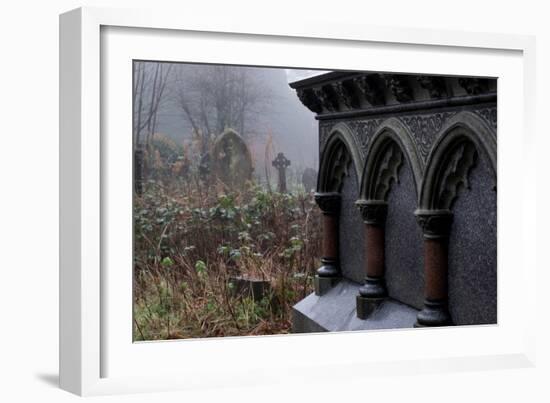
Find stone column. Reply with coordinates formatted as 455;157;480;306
355;200;388;319
415;210;453;327
314;192;341;295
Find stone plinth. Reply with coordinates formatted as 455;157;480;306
292;280;418;333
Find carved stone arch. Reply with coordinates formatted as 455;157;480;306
418;111;497;211
317;122;365;192
359;118;424;201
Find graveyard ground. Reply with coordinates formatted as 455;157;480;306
133;178;321;340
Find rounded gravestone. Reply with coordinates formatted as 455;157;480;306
211;129;253;188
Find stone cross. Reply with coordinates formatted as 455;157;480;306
272;152;291;193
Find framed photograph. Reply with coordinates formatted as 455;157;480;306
60;6;536;396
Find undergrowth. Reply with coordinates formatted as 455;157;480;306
133;178;321;340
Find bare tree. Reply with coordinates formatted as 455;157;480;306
172;64;272;151
133;62;173;148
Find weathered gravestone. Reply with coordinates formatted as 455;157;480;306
301;167;317;192
272;152;291;193
290;72;497;332
211;129;253;188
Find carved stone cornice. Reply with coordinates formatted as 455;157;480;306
352;75;385;106
417;76;448;99
384;74;414;103
415;209;453;239
296;88;322;113
314;85;339;112
314;192;341;215
458;78;489;95
332;80;361;109
290;72;496;116
355;200;388;226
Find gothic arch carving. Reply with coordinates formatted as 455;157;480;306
317;123;365;192
359;118;423;201
418;111;497;211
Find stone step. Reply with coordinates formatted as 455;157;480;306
292;279;418;333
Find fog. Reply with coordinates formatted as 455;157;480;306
134;61;325;185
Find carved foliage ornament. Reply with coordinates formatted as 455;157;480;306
417;76;448;99
415;210;453;239
400;112;457;162
435;141;478;210
347;119;383;157
332;80;361;109
297;88;322;113
326;143;352;192
355;200;388;226
294;74;494;116
352;75;386;106
384;74;414;103
473;107;497;132
369;142;404;201
314;85;339;112
458;78;490;95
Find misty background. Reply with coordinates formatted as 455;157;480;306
133;61;325;186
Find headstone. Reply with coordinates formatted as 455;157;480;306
211;129;253;189
229;276;271;302
301;167;317;192
272;152;291;193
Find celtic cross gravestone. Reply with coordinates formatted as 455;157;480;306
272;152;291;193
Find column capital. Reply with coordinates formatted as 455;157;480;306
355;199;388;226
415;209;453;239
314;192;341;215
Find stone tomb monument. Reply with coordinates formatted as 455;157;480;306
211;128;253;188
290;72;497;331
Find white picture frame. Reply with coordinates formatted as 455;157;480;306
59;6;537;396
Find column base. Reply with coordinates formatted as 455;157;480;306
316;257;339;278
356;295;384;319
358;276;387;299
314;275;341;296
414;299;452;327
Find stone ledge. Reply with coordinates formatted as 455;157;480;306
292;279;419;333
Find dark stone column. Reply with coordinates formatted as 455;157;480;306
314;192;341;295
355;200;388;319
415;210;453;327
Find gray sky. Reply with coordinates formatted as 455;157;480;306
284;69;328;84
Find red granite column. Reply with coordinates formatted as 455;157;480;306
415;210;453;327
355;200;388;319
314;192;342;295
